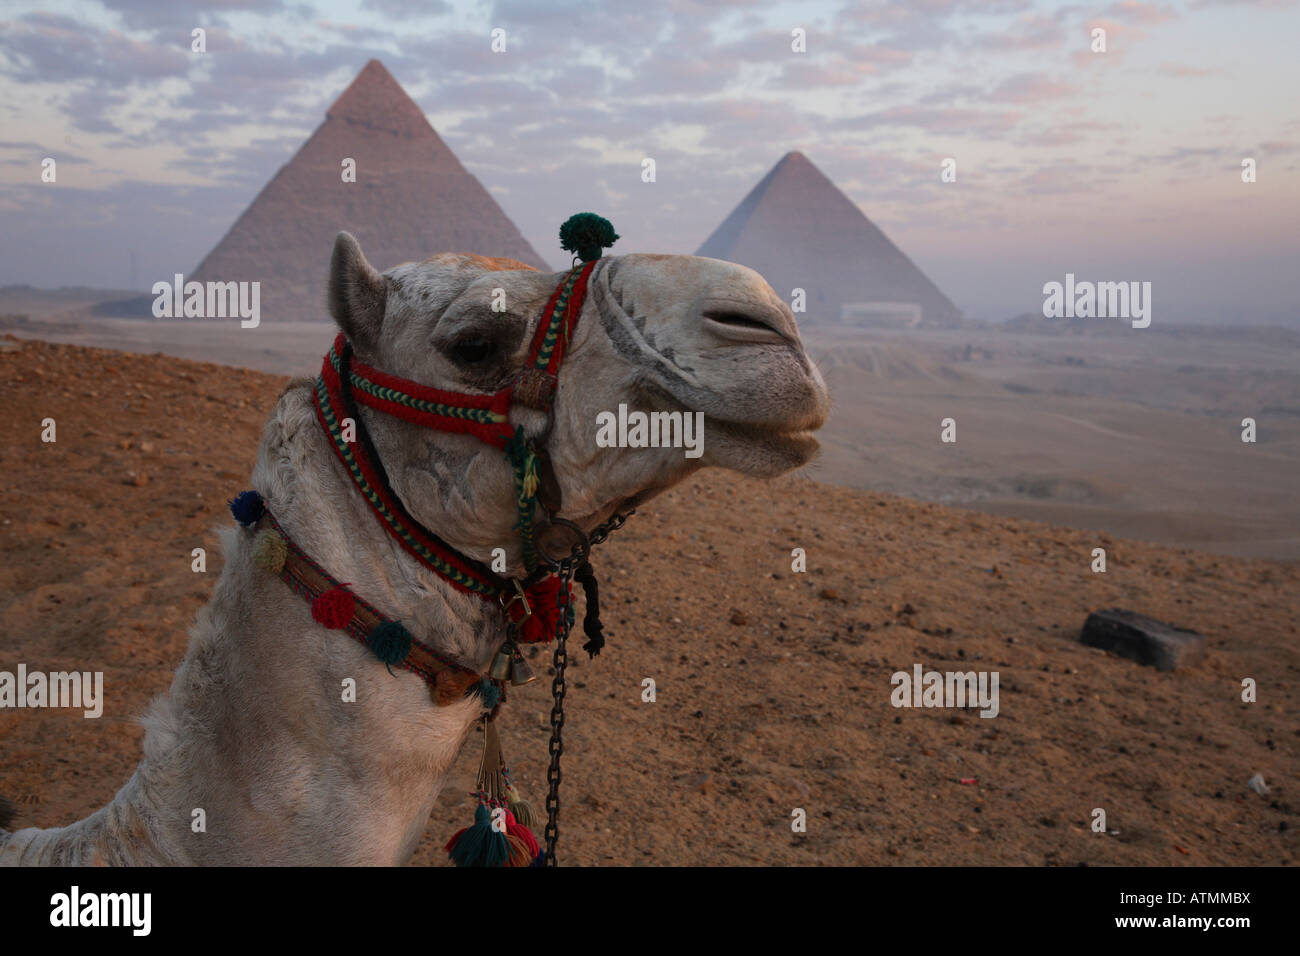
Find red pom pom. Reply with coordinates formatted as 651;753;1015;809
519;576;570;644
311;585;356;629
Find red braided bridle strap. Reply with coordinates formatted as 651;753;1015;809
315;344;506;600
514;261;596;411
327;334;515;449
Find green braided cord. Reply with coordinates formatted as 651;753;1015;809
504;425;540;573
329;349;507;425
532;267;582;371
316;377;497;597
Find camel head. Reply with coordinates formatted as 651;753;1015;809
328;232;829;569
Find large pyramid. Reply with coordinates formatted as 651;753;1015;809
192;60;547;322
696;151;960;327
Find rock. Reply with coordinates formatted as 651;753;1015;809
729;609;749;626
818;587;839;601
1079;608;1207;671
1247;773;1269;796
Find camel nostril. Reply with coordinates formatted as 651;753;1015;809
700;304;796;345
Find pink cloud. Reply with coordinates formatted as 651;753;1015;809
989;72;1077;104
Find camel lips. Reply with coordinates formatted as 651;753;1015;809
0;664;103;718
594;404;705;459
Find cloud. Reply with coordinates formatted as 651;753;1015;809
98;0;295;33
1102;1;1180;24
988;73;1076;104
1157;61;1222;76
361;0;451;17
833;104;1025;137
0;11;189;85
978;12;1069;51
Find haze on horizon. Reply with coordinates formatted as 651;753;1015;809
0;0;1297;325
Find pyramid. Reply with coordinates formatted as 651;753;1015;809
696;152;961;327
192;60;547;322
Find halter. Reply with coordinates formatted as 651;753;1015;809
233;213;625;867
315;256;598;588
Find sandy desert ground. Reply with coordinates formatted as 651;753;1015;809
1;336;1295;865
806;323;1300;561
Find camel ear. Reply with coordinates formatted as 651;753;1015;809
329;231;386;346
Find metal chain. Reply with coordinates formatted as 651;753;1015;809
541;508;633;867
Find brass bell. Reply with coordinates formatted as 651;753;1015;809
489;646;514;682
509;649;537;686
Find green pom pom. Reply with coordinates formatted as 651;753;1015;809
559;212;619;262
447;804;509;867
366;620;412;673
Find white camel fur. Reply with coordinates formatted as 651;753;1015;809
0;234;828;865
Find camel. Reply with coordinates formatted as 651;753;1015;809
0;229;829;865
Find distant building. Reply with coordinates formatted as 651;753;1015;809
840;302;923;328
696;151;962;328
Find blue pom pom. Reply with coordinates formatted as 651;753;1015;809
229;490;264;526
475;679;501;709
529;850;547;867
366;620;412;671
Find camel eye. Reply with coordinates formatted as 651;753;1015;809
450;336;497;365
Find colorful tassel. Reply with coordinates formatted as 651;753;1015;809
505;809;539;858
228;489;264;526
445;804;509;867
506;785;538;830
520;575;569;644
252;528;287;573
504;832;533;867
311;585;355;629
448;716;544;866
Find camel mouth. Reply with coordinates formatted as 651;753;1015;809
711;418;822;460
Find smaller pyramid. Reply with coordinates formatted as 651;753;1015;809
696;152;961;327
192;60;547;322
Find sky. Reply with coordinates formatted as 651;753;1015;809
0;0;1297;323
